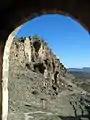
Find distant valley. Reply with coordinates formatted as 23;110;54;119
68;67;90;80
68;67;90;73
68;67;90;93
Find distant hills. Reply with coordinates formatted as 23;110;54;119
68;67;90;73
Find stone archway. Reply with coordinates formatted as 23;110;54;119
0;1;90;120
2;25;23;120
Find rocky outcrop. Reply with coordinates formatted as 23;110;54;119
10;35;67;95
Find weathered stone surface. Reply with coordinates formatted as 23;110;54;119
10;36;68;92
24;37;31;63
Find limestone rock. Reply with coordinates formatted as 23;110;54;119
10;36;68;94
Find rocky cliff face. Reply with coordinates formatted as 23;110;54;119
8;35;90;120
10;36;68;95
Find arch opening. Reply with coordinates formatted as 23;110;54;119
2;13;90;120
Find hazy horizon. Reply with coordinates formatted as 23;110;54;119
17;14;90;68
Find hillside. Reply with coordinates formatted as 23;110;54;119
69;71;90;79
8;35;90;120
68;67;90;73
68;71;90;93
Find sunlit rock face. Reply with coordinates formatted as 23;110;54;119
8;35;90;120
10;36;67;91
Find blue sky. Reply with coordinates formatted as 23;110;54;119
17;14;90;68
